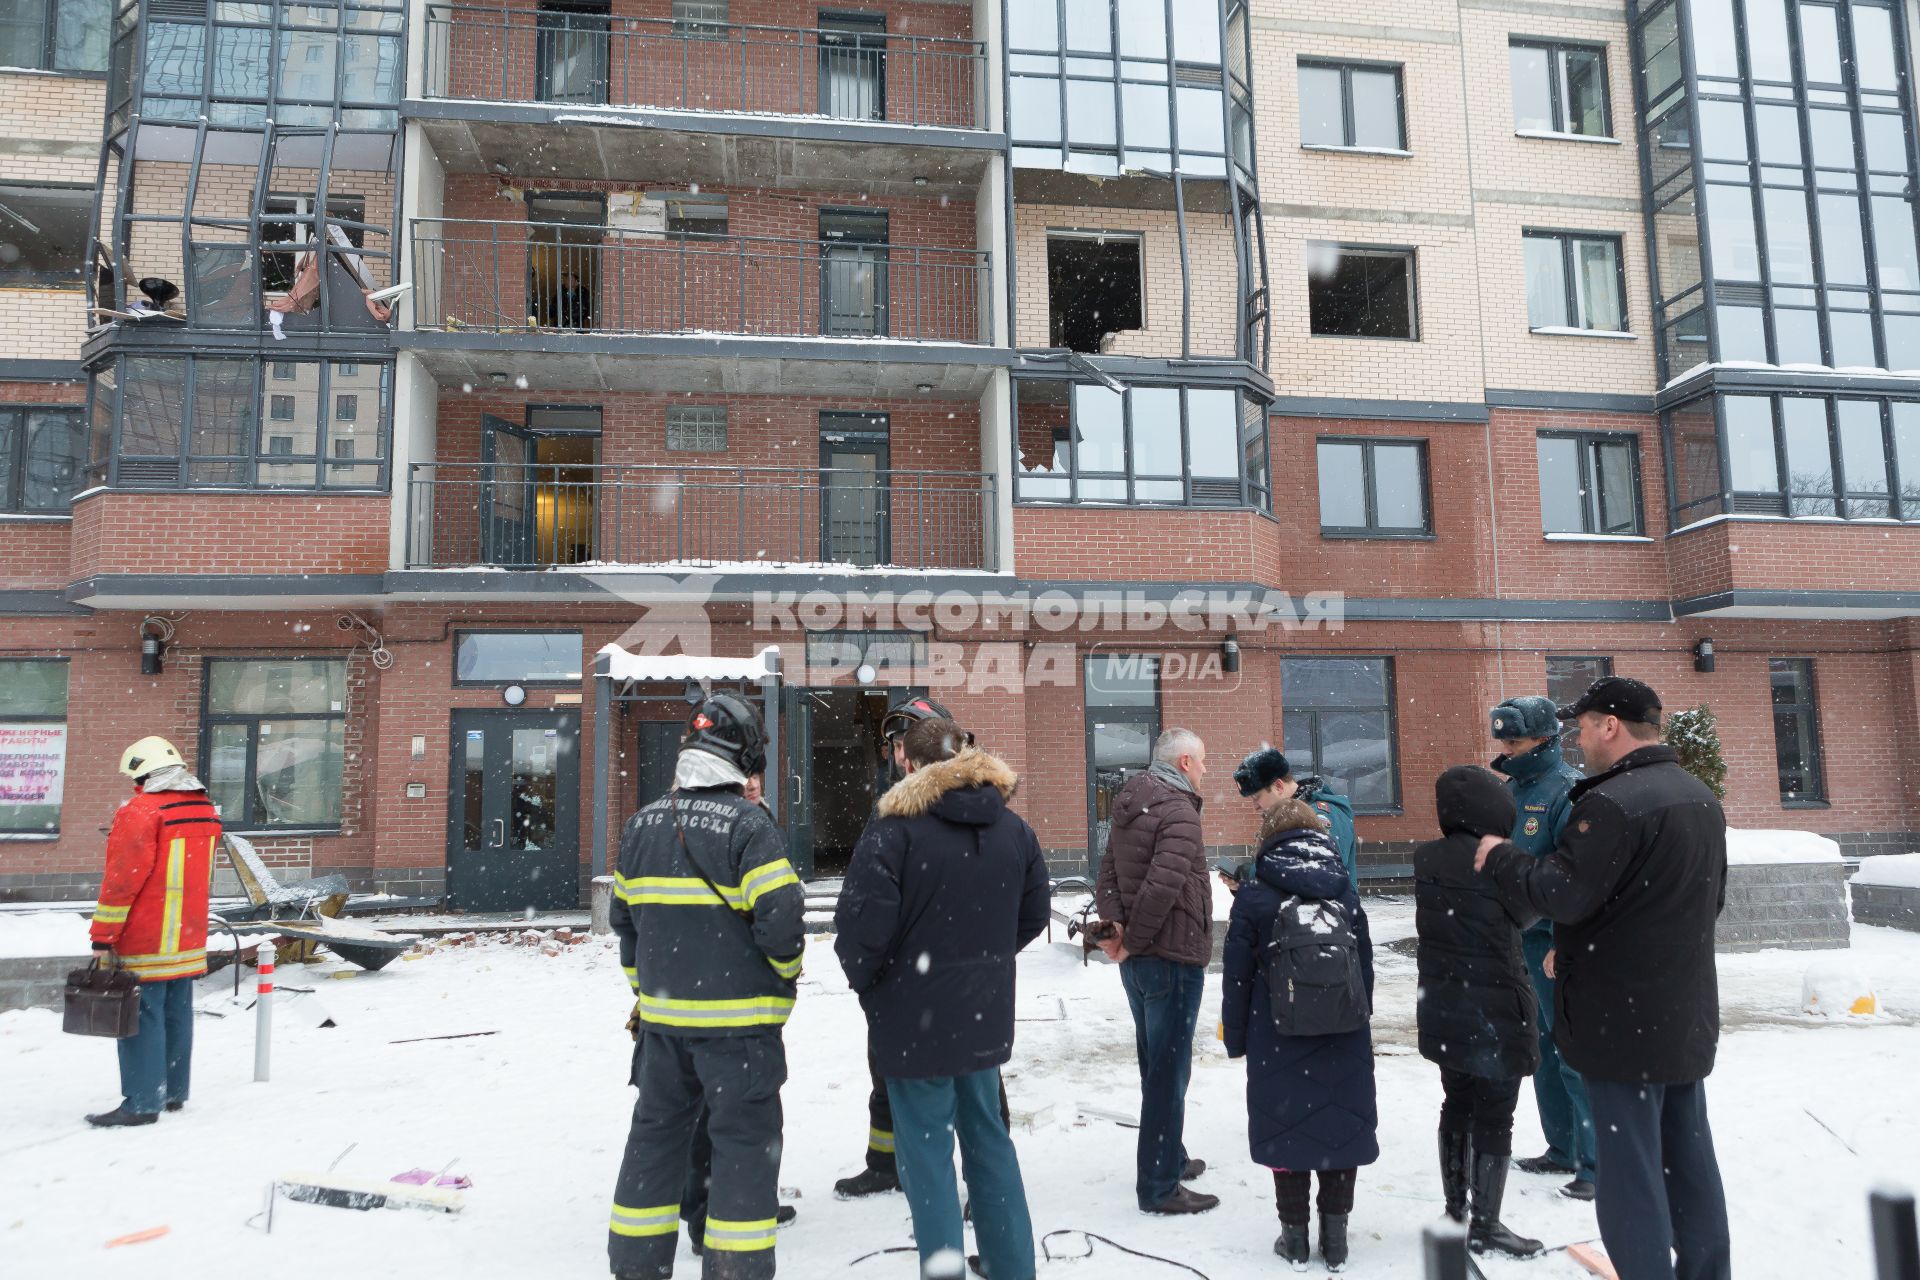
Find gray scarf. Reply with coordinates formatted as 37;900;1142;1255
140;763;207;793
1148;761;1196;797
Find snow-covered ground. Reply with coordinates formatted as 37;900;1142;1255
4;898;1918;1279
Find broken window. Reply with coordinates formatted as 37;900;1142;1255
1047;232;1143;352
1307;242;1417;339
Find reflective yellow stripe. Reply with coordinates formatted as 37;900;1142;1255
621;965;639;992
120;950;206;980
609;1203;678;1238
703;1215;778;1252
91;904;130;924
634;991;795;1028
766;953;802;981
868;1127;895;1155
615;874;745;910
160;836;185;954
741;859;800;908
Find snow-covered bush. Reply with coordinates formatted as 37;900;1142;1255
1664;704;1727;799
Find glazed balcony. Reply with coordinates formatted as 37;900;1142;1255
419;6;985;129
404;461;998;572
409;219;991;345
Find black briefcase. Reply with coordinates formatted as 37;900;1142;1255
63;958;142;1039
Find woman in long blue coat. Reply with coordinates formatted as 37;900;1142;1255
1223;793;1379;1274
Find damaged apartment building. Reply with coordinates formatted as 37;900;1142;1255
0;0;1917;905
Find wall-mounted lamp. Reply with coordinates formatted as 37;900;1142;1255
1221;634;1241;674
139;615;174;676
1693;638;1715;674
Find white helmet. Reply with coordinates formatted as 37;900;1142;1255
119;735;184;780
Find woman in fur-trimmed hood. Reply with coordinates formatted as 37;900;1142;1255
834;742;1053;1080
1222;795;1378;1270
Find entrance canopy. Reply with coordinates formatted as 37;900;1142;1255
589;644;784;878
595;644;781;688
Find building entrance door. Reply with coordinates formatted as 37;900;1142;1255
447;709;580;911
782;684;904;879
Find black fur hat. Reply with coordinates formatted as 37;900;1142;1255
1233;745;1291;797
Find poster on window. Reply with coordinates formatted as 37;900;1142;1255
0;723;67;832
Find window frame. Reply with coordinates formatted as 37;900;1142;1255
198;655;349;833
665;403;729;452
1011;379;1272;512
1714;392;1918;521
1509;37;1613;138
452;630;585;687
1523;228;1629;333
87;354;393;492
1296;57;1407;152
0;0;108;74
1279;654;1401;815
1306;242;1420;340
1315;436;1433;538
1084;651;1162;875
1536;429;1644;535
1768;656;1827;806
1045;228;1147;350
0;405;86;515
0;656;70;836
0;181;93;288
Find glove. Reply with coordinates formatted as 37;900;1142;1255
625;1001;642;1043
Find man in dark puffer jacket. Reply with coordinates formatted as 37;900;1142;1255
1415;765;1541;1259
1094;727;1217;1216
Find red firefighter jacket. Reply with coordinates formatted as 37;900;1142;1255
90;786;222;980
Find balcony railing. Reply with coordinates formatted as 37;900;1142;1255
410;219;990;344
420;6;986;130
405;462;998;571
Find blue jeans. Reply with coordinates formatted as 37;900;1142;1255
887;1070;1035;1280
1118;955;1204;1208
116;976;194;1115
1524;930;1596;1180
1585;1079;1731;1280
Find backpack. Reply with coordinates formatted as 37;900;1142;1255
1261;894;1368;1037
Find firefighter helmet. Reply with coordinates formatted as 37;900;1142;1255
119;735;185;781
682;693;767;777
881;696;970;745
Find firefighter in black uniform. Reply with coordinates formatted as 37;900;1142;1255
832;696;984;1200
609;694;806;1280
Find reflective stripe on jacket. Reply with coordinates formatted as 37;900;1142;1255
90;788;221;980
611;787;806;1035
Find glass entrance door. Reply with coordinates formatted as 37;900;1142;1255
1084;654;1160;876
447;709;580;912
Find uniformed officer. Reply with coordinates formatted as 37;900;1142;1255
609;694;806;1280
1489;694;1597;1202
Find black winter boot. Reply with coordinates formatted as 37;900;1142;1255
1274;1221;1311;1271
85;1106;157;1128
832;1163;900;1199
1468;1152;1543;1258
1319;1213;1350;1272
1439;1129;1470;1223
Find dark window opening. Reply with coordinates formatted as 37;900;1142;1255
1770;658;1825;804
0;407;85;512
1308;243;1416;339
1048;234;1143;353
261;193;366;294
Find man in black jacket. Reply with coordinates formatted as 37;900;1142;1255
835;718;1051;1280
1475;677;1731;1280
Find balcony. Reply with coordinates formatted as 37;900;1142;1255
410;219;989;344
404;462;998;572
421;6;985;129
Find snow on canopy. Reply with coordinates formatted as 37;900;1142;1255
595;644;780;685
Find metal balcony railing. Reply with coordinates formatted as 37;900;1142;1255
420;5;986;129
410;219;990;344
405;461;998;572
